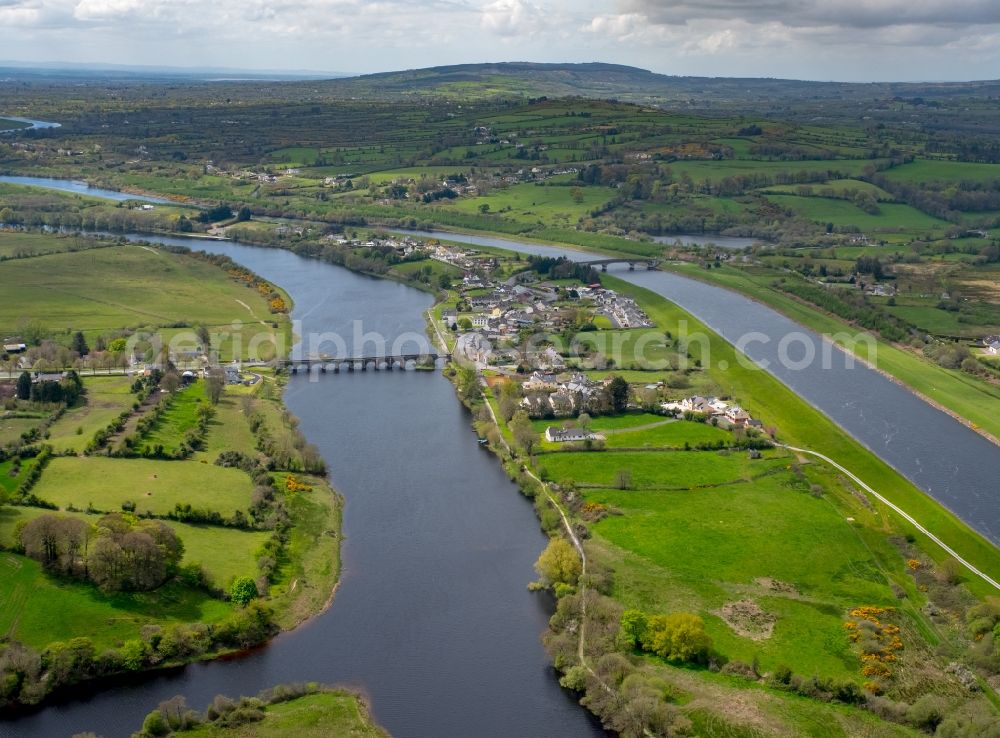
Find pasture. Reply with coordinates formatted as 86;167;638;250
0;550;232;651
539;449;784;489
586;467;905;679
0;506;265;589
764;194;948;232
443;182;618;225
46;375;136;453
0;239;285;359
32;456;252;518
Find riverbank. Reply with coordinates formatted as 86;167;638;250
127;683;389;738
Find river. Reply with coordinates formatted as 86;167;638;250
0;117;61;133
1;234;607;738
0;175;172;204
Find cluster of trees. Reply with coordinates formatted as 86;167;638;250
866;170;1000;222
244;398;325;475
0;603;276;708
775;278;912;343
133;683;331;738
527;255;601;284
855;255;886;279
18;513;183;592
196;204;233;223
618;610;713;664
15;370;83;405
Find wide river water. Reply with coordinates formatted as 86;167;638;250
1;234;608;738
1;180;998;737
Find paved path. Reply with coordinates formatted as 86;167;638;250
779;443;999;591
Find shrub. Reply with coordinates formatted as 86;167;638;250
230;576;259;606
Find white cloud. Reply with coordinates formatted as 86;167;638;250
480;0;545;37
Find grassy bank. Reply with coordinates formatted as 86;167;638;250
125;684;389;738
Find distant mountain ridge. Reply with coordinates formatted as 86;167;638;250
323;61;1000;107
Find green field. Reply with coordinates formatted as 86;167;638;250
0;416;43;447
443;182;618;225
46;375;137;453
0;551;231;651
602;275;1000;596
531;411;665;433
587;469;902;678
0;457;33;496
0;235;288;361
601;419;732;449
139;384;207;454
0;506;266;588
882;159;1000;184
765;194;948;232
540;449;784;489
32;456;252;517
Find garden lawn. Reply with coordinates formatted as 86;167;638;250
530;411;665;434
602;419;732;449
32;457;252;517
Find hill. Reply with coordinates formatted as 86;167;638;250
322;61;1000;109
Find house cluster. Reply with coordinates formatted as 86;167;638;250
325;233;427;257
577;285;653;329
520;371;604;417
445;277;649;346
982;335;1000;355
661;395;763;430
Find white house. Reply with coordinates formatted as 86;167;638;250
544;427;604;443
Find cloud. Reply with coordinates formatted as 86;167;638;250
480;0;545;36
622;0;1000;29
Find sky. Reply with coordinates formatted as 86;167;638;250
0;0;996;82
